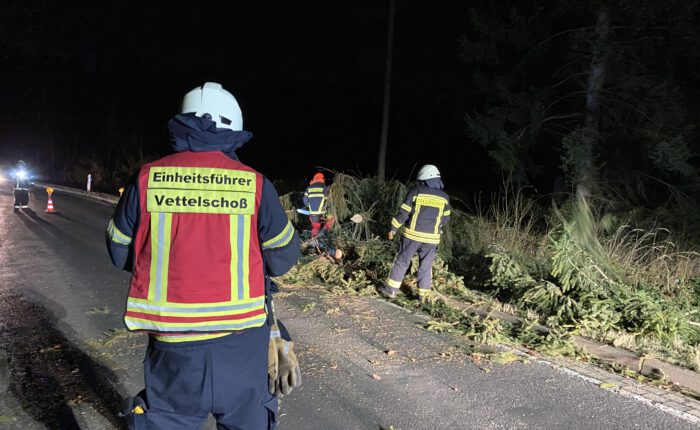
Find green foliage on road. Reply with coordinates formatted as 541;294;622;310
280;173;700;370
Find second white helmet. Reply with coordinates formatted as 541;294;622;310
417;164;440;180
181;82;243;131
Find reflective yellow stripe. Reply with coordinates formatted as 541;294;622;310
400;203;412;212
434;202;445;235
386;278;402;288
153;332;232;343
308;196;327;215
262;221;294;249
443;210;451;216
149;213;172;302
391;218;402;229
127;296;264;307
403;228;440;244
107;219;132;245
409;207;419;232
229;214;252;301
404;228;440;239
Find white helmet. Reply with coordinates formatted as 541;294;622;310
417;164;440;181
181;82;243;131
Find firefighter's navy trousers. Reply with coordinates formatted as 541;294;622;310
124;323;277;430
388;236;438;292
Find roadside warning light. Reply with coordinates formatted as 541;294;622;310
119;187;125;197
46;187;54;195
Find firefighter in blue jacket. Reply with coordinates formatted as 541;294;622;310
106;82;301;430
378;164;451;303
303;172;334;238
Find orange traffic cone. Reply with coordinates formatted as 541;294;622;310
45;194;56;213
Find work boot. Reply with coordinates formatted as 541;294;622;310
378;284;398;299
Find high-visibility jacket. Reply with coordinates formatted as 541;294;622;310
14;176;30;190
390;184;451;244
303;182;329;215
106;151;299;335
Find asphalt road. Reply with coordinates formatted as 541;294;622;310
0;184;696;429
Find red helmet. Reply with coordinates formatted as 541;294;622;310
311;172;325;184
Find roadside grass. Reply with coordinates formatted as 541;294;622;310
279;173;700;371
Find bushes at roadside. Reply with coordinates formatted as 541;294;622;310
279;173;700;369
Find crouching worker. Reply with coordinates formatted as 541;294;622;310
378;164;451;303
304;235;344;261
106;82;301;430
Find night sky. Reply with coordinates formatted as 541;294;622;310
0;2;494;193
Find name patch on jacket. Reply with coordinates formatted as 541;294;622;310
146;167;256;215
416;196;446;208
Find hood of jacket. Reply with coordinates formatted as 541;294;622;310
168;113;252;160
424;178;444;190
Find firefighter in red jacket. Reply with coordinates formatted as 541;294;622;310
106;82;300;429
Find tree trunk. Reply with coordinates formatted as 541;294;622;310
577;5;610;201
377;0;396;181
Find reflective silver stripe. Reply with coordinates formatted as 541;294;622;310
126;299;265;313
155;213;166;302
235;214;246;300
107;219;132;245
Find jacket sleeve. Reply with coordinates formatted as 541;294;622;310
440;199;451;229
390;187;417;234
106;173;140;272
259;178;300;277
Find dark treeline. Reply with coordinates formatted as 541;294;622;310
463;0;700;206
